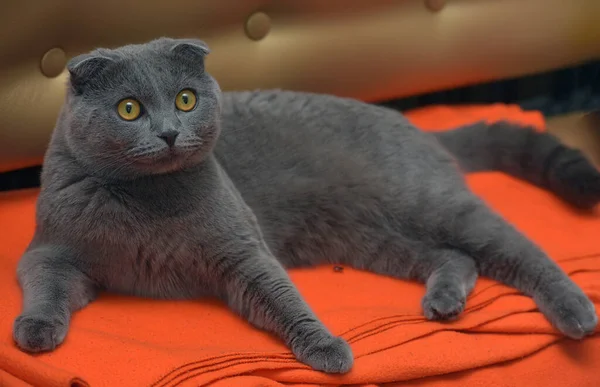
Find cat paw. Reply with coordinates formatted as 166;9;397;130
538;290;598;339
422;284;466;321
292;333;354;373
13;314;67;353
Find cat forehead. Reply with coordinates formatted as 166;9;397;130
109;46;178;69
108;37;210;60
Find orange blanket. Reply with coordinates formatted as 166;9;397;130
1;105;599;387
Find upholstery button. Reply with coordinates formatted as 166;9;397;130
425;0;446;12
245;11;271;41
40;47;67;78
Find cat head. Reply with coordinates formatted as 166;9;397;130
59;37;221;180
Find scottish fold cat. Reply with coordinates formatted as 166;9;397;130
13;38;599;373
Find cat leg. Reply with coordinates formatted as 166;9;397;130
363;242;477;321
440;196;598;339
221;248;353;374
421;249;477;321
13;245;97;352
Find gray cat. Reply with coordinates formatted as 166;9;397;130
13;38;600;374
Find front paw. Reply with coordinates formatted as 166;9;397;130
537;289;598;339
292;333;354;373
13;314;67;353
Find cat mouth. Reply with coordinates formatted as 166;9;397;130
124;139;205;167
130;145;203;169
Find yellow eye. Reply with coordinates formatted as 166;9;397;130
175;89;197;112
117;99;141;121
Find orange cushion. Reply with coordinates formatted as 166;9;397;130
1;105;599;387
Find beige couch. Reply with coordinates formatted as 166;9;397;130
1;0;599;172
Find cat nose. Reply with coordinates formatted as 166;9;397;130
157;130;179;147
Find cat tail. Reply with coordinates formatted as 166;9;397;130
432;121;600;210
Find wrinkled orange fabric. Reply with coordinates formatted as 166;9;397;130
1;104;599;387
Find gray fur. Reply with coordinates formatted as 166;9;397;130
434;122;600;209
13;38;599;374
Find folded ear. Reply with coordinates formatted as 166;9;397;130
170;39;211;59
67;51;115;94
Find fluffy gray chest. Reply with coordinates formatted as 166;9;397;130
103;229;207;299
67;198;210;299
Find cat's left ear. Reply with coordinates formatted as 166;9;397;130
67;50;116;94
170;39;211;59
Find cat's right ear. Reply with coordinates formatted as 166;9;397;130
67;52;115;94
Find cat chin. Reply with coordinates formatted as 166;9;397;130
134;158;188;175
145;163;188;175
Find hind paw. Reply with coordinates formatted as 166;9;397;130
422;284;466;321
537;288;598;339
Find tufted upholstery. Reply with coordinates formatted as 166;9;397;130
1;0;599;172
